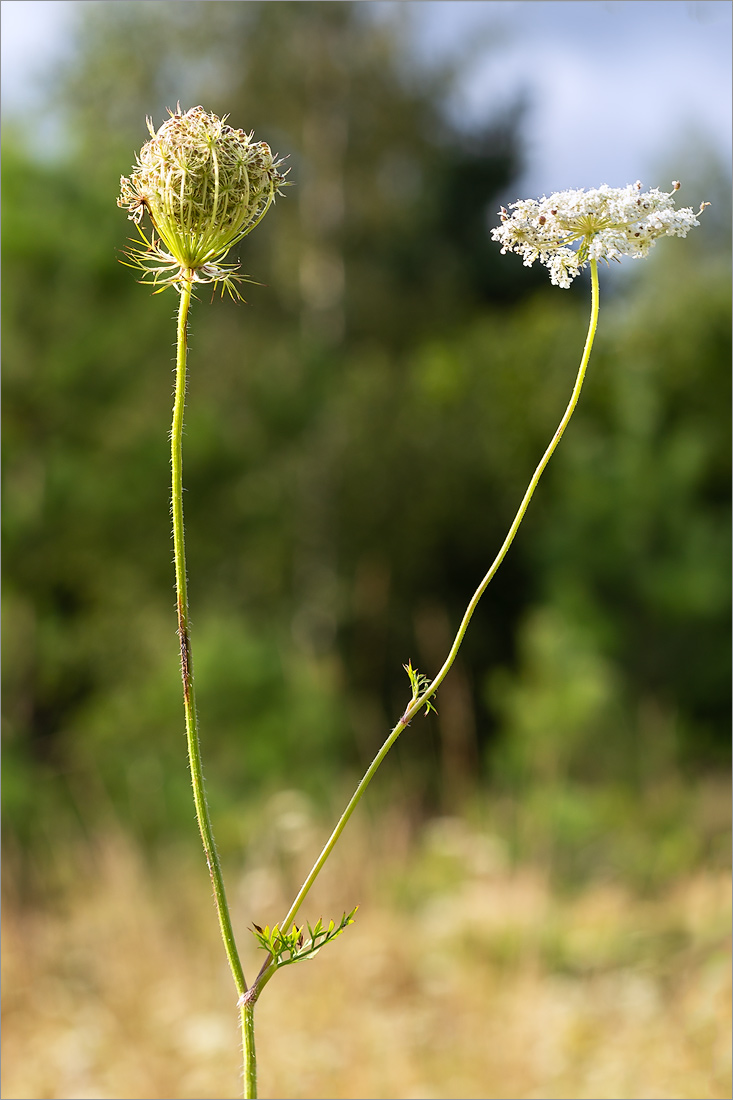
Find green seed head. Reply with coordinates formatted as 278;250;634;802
118;105;287;295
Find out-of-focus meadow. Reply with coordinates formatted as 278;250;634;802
2;3;731;1099
3;800;731;1100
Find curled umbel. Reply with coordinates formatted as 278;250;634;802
118;105;287;294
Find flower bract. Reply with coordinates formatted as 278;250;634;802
118;105;287;295
492;181;707;288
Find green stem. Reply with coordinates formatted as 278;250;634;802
242;1003;257;1099
172;274;248;1001
257;259;601;982
409;256;601;718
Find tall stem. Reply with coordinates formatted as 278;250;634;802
264;260;601;965
172;274;248;1004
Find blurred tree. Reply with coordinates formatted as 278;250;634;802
531;249;732;762
2;0;729;857
3;0;534;843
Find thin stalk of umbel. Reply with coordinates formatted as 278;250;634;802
265;257;601;968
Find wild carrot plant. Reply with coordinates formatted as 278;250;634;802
118;106;706;1098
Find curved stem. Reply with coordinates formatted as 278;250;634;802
262;260;601;972
172;275;248;1006
409;256;601;719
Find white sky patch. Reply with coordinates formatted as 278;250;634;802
1;1;76;109
408;0;732;196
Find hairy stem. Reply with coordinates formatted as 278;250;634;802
172;275;248;1005
254;259;601;992
242;1002;257;1099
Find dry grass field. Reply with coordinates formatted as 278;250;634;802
2;793;731;1100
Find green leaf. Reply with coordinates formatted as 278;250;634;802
250;908;358;970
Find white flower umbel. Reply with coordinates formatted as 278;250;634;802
492;181;707;288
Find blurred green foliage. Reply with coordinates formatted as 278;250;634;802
2;2;730;866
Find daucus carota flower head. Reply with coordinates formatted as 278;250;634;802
118;105;287;295
492;181;708;288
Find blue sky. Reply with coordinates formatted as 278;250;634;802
407;0;732;196
2;0;731;199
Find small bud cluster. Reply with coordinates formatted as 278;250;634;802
492;182;707;288
118;105;287;294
